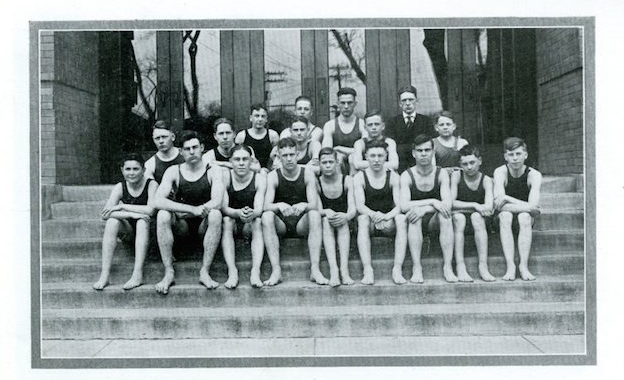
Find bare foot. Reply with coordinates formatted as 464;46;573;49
92;276;109;291
392;266;407;285
456;264;473;282
478;264;496;282
361;266;374;285
328;269;340;287
502;264;516;281
155;270;175;294
250;268;263;288
519;265;536;281
199;268;220;289
263;268;282;286
122;272;143;290
443;265;459;283
224;268;239;289
340;269;355;285
410;266;424;283
310;268;330;285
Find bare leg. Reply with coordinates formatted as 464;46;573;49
94;218;123;290
439;214;458;282
261;211;282;286
407;221;424;283
199;210;222;289
472;212;495;281
302;211;329;285
357;215;374;285
249;218;264;288
221;216;238;289
392;214;408;284
155;210;176;294
322;217;340;287
123;218;149;290
452;213;473;282
336;223;354;285
499;211;516;281
517;212;536;281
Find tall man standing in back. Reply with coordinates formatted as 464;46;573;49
385;85;432;173
144;120;186;184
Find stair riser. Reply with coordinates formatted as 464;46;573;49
42;281;584;309
541;177;578;193
42;255;585;283
41;311;584;339
62;187;113;202
534;213;584;231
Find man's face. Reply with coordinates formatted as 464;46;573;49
279;146;298;171
459;154;482;176
365;115;385;139
249;108;268;129
337;94;356;118
399;91;417;114
121;160;144;184
319;154;337;176
295;99;313;119
214;123;234;150
230;148;251;176
365;147;388;171
435;116;456;137
152;128;175;152
504;147;528;169
290;121;309;143
181;138;204;164
412;140;434;166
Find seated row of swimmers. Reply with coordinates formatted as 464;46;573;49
93;125;542;294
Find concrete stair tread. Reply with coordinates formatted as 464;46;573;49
42;301;585;319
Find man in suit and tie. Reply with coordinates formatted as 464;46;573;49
385;85;433;172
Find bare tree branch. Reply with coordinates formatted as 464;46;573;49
129;42;156;124
330;29;367;85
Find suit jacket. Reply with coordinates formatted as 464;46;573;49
386;113;433;172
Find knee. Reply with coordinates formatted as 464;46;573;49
517;212;532;227
395;214;407;227
156;210;172;226
105;218;121;228
208;209;222;224
452;213;466;228
308;209;321;223
357;214;370;227
252;217;262;230
261;211;275;226
223;216;234;230
322;216;332;228
498;211;513;225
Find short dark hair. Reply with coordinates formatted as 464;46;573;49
412;134;433;150
292;115;309;126
433;110;455;125
364;110;383;122
319;147;337;160
179;130;201;146
250;103;267;113
231;143;253;156
364;139;388;154
337;87;357;98
277;137;297;150
120;152;145;167
397;85;418;98
503;137;527;152
213;117;233;132
459;144;481;158
152;120;170;130
295;95;313;107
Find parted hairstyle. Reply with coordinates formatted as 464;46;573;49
459;144;481;158
397;85;418;98
179;130;202;146
120;152;145;168
318;147;337;160
277;137;297;150
364;139;389;154
503;137;527;152
412;134;434;150
250;103;268;113
292;115;309;126
213;117;234;131
364;110;383;121
231;143;254;156
295;95;313;107
337;87;357;97
433;110;455;125
152;120;171;130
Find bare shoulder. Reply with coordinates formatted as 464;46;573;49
269;129;280;142
450;170;461;183
279;128;290;139
493;165;507;179
255;172;267;188
344;174;354;187
458;138;469;148
528;168;543;183
483;174;493;185
144;156;155;168
385;137;397;149
323;119;335;131
353;171;364;186
266;169;279;185
304;167;317;182
110;182;123;196
390;170;401;185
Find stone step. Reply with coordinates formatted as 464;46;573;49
49;193;585;220
534;209;584;231
41;230;585;260
41;301;585;339
42;253;584;284
42;274;584;309
541;176;579;193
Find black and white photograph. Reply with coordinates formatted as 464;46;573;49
6;0;624;379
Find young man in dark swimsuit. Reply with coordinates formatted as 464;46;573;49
235;103;279;173
280;95;323;143
222;144;267;288
450;145;496;282
353;140;407;285
270;116;321;174
352;110;399;172
261;137;325;286
93;153;158;290
317;147;357;286
432;111;469;171
493;137;542;281
203;118;261;172
152;131;224;294
144;120;185;184
399;134;456;283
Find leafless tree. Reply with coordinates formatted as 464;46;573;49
183;30;201;119
129;42;157;126
329;29;367;85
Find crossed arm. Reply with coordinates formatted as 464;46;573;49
101;180;158;220
399;169;452;220
493;167;542;215
450;172;494;216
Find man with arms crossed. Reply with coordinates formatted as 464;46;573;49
399;134;457;283
144;120;185;184
352;110;399;172
152;131;224;294
353;140;407;285
317;147;357;286
222;144;267;288
262;137;325;286
493;137;542;281
450;145;496;282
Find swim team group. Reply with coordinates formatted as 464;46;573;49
92;85;542;294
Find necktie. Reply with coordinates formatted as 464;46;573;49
406;116;413;129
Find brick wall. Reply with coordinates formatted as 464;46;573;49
536;29;584;175
40;31;101;185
